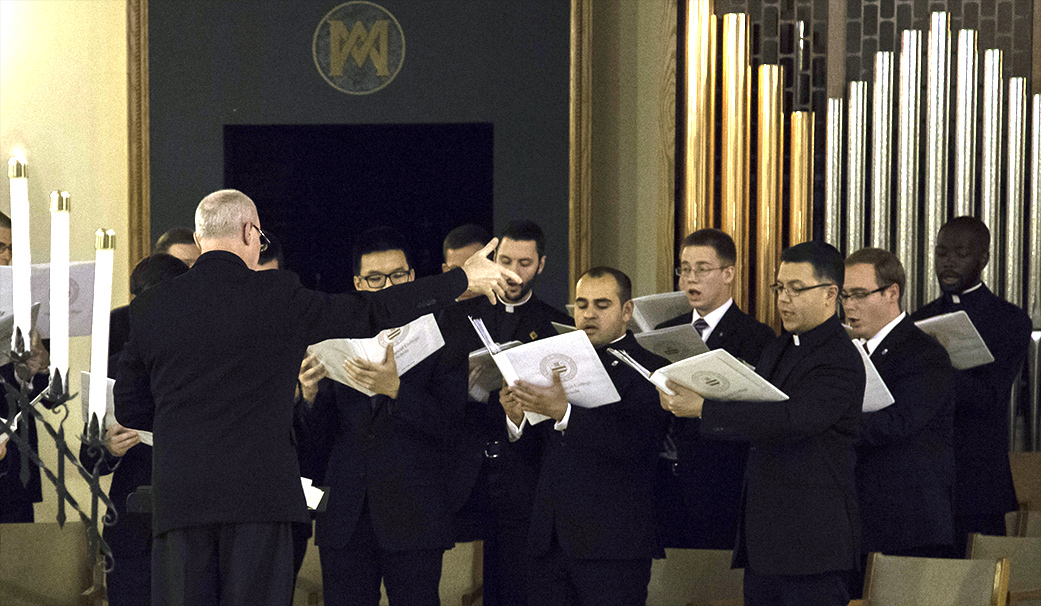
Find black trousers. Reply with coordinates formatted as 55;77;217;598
527;537;652;606
0;498;34;523
152;522;294;606
744;568;851;606
319;504;444;606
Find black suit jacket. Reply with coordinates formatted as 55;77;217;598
114;250;467;536
701;314;864;576
910;284;1032;516
306;337;465;552
441;294;573;514
656;303;775;549
855;316;955;552
523;332;670;560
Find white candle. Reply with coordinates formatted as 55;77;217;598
49;191;70;382
88;229;115;426
8;152;31;351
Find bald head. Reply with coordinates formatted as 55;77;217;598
194;189;264;268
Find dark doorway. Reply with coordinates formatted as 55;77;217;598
224;123;494;292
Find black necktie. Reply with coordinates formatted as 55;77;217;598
694;318;709;337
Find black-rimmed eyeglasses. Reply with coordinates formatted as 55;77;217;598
769;282;835;298
839;285;889;301
360;270;412;289
251;224;270;253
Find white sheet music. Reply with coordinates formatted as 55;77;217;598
629;292;693;333
633;324;710;363
308;314;445;396
614;347;788;402
855;341;895;412
914;310;994;370
0;262;96;338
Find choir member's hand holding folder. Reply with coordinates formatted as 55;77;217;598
469;317;621;425
913;310;994;369
307;314;445;396
629;291;693;333
608;347;787;401
469;340;522;403
82;371;153;446
0;303;41;366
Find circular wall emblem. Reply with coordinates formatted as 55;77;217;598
539;354;578;383
377;323;410;347
312;2;405;95
688;371;731;398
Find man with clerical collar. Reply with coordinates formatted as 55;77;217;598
910;216;1032;554
655;228;774;549
501;266;669;606
843;247;955;593
659;241;864;606
443;219;571;606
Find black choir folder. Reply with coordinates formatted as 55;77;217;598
913;310;994;370
608;347;788;402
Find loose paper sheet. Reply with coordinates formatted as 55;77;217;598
0;262;96;338
914;310;994;370
633;324;710;363
629;292;692;333
855;341;895;412
308;314;445;396
301;477;325;511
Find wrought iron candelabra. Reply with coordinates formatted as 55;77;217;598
1;326;117;596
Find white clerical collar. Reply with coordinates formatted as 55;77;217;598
951;282;984;304
498;290;533;313
694;298;733;336
864;311;906;355
609;333;627;345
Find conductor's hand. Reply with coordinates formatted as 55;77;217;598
499;380;526;427
344;344;400;399
462;238;520;305
105;422;141;457
510;372;569;423
297;354;327;404
658;380;705;418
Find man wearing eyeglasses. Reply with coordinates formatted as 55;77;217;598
843;248;955;592
115;190;516;606
655;229;775;550
296;227;465;606
658;241;864;606
910;216;1032;555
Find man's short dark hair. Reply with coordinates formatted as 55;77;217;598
352;227;411;276
780;241;845;290
940;215;990;253
259;231;285;269
581;266;632;304
0;212;10;229
154;227;196;254
500;220;546;258
845;247;906;303
130;253;189;297
443;224;490;259
680;228;737;265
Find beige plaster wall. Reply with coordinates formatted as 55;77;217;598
1;0;129;523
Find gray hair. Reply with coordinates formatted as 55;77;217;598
194;189;258;239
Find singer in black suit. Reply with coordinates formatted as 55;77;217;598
0;353;51;524
660;242;864;606
910;217;1032;552
301;229;466;606
502;267;669;606
843;248;955;588
442;220;572;606
114;190;514;606
655;229;775;549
